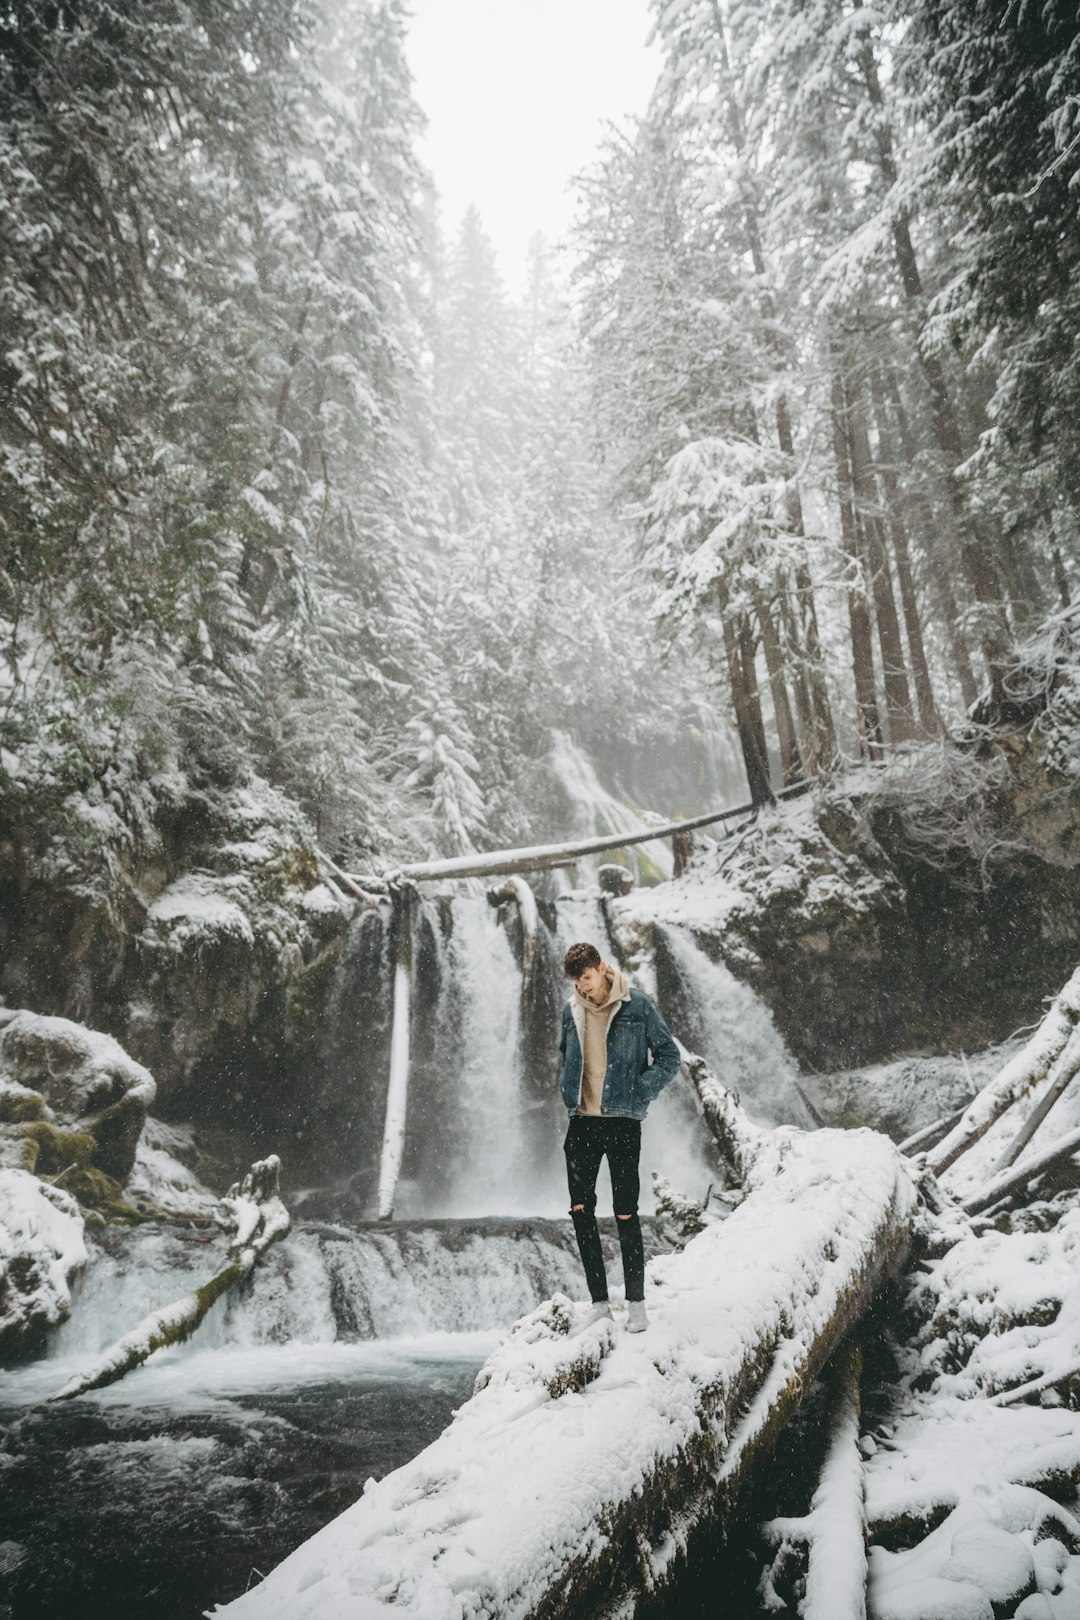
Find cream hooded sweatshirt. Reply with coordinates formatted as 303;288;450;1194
572;966;630;1115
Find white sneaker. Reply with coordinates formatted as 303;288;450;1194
627;1300;649;1333
578;1301;613;1332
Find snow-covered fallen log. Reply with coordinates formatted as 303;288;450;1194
762;1341;867;1620
991;1024;1080;1176
49;1156;289;1401
348;783;811;887
962;1122;1080;1216
377;901;411;1222
681;1046;769;1186
212;1127;916;1620
928;967;1080;1177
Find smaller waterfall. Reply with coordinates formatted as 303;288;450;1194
549;733;674;887
423;900;541;1215
657;924;814;1127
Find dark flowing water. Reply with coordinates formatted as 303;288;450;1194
0;1338;491;1620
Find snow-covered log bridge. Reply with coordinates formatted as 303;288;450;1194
213;1122;917;1620
342;781;811;888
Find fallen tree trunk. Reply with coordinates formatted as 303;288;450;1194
347;782;811;887
762;1341;867;1620
681;1046;769;1187
990;1023;1080;1176
961;1121;1080;1216
928;966;1080;1177
213;1126;916;1620
376;899;412;1222
50;1156;289;1402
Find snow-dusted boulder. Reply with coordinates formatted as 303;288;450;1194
0;1166;86;1353
0;1008;155;1185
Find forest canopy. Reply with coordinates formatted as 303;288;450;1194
1;0;1078;866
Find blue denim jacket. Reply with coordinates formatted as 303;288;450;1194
558;987;682;1120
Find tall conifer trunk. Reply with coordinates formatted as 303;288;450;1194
753;584;803;785
720;589;775;806
868;370;940;734
831;360;883;759
706;0;835;775
855;34;1013;699
847;380;915;743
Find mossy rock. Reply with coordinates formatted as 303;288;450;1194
0;1084;46;1124
85;1093;147;1182
61;1165;143;1222
285;940;341;1059
15;1120;97;1176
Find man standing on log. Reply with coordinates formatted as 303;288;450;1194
558;942;681;1333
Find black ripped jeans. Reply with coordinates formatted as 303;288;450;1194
564;1115;645;1304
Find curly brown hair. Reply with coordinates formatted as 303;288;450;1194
563;941;602;979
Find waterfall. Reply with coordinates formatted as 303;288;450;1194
417;898;554;1217
306;878;810;1223
548;732;674;887
656;923;813;1128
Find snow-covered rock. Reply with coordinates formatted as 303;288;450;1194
0;1008;155;1183
125;1118;219;1218
0;1167;86;1352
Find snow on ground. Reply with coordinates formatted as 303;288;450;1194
812;1044;1017;1142
861;1180;1080;1619
212;1127;914;1619
621;788;897;955
125;1118;220;1218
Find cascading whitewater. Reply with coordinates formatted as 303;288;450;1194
305;888;810;1223
47;1220;648;1356
656;923;813;1127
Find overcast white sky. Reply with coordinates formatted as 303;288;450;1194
406;0;660;289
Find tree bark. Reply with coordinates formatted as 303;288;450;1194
928;965;1080;1176
753;585;803;786
832;360;883;759
706;0;836;776
762;1341;868;1620
990;1025;1080;1177
1049;523;1072;607
855;38;1013;697
377;894;412;1220
963;1120;1080;1217
882;368;980;710
848;381;915;744
724;602;775;807
868;370;940;733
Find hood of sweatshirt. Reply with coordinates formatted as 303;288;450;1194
573;965;630;1015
